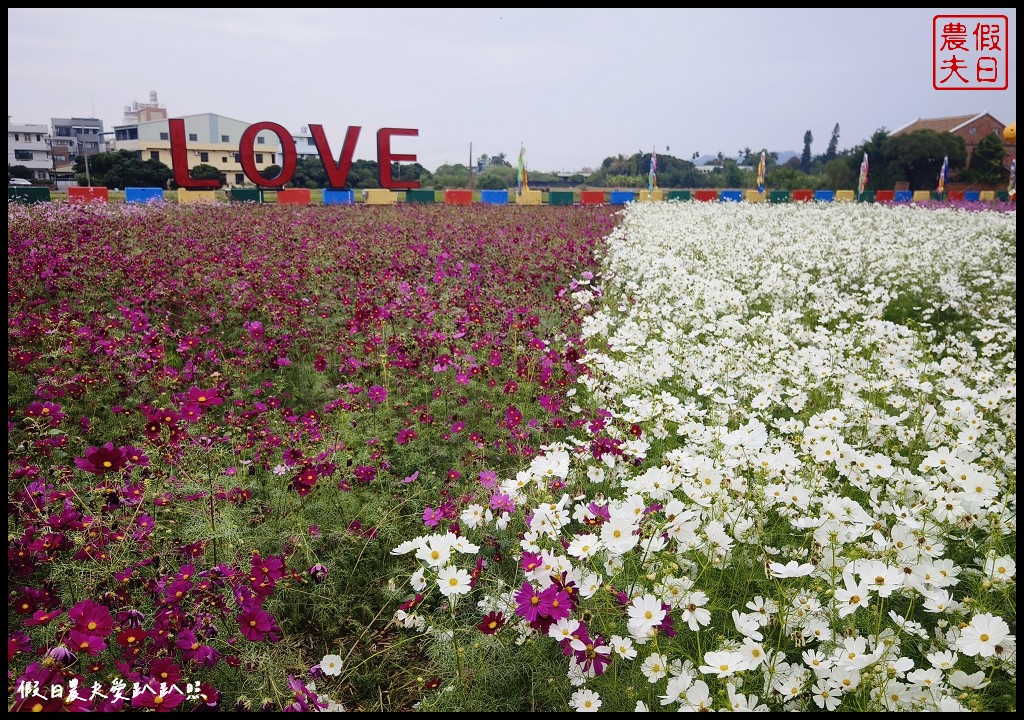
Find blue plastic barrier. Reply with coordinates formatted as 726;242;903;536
481;189;509;205
964;190;981;202
323;189;355;205
893;190;913;203
814;190;835;202
719;190;743;202
609;191;634;205
125;187;165;204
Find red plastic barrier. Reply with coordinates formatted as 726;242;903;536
874;190;895;202
276;188;310;205
445;189;472;205
693;190;717;202
580;190;605;205
791;189;813;202
947;190;965;201
67;187;109;204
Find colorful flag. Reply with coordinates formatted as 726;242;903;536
937;155;949;194
858;152;869;196
757;151;766;194
648;149;657;193
1009;158;1016;199
517;145;528;196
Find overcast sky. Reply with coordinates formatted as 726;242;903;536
8;8;1017;172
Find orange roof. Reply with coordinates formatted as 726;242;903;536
892;113;990;135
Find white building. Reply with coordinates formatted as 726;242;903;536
7;116;53;182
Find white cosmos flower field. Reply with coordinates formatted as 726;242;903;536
396;201;1015;712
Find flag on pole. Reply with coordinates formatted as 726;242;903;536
858;152;869;197
648;149;657;193
937;155;949;194
517;145;528;196
757;151;766;194
1009;158;1016;199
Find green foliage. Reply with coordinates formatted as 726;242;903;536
8;164;34;181
72;150;173;189
881;129;967;191
963;131;1007;185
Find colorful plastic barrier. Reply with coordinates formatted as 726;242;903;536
874;190;895;202
835;190;855;202
947;190;964;201
638;190;664;202
8;187;51;204
405;189;435;204
276;188;310;205
580;190;605;205
814;190;835;202
516;189;542;205
323;189;354;205
444;189;472;205
769;190;790;204
609;191;634;205
125;187;165;204
68;186;109;204
791;189;813;202
693;190;717;202
894;190;912;203
719;190;743;202
366;189;397;205
548;190;575;206
964;190;981;202
177;189;216;204
231;188;263;203
912;190;931;202
744;190;765;203
480;189;508;205
667;190;690;202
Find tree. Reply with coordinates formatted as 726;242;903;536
801;130;813;173
72;150;173;189
964;131;1006;184
825;123;840;161
8;164;33;181
881;130;966;190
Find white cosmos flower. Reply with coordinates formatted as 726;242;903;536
699;650;749;677
956;613;1011;657
768;560;815;578
436;565;472;598
319;653;343;676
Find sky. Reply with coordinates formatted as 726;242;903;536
8;8;1017;173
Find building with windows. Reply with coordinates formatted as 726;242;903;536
50;116;107;162
292;126;321;161
122;90;168;125
7;117;53;181
111;113;283;187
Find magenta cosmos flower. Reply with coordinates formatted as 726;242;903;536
73;443;128;475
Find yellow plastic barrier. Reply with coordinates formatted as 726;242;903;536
835;190;856;202
912;190;931;202
516;189;542;206
637;190;665;202
177;189;217;204
365;189;397;205
979;190;996;202
745;190;765;203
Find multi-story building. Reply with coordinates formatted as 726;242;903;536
292;126;321;161
112;113;283;187
50;116;107;162
7;116;53;181
122;90;168;125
